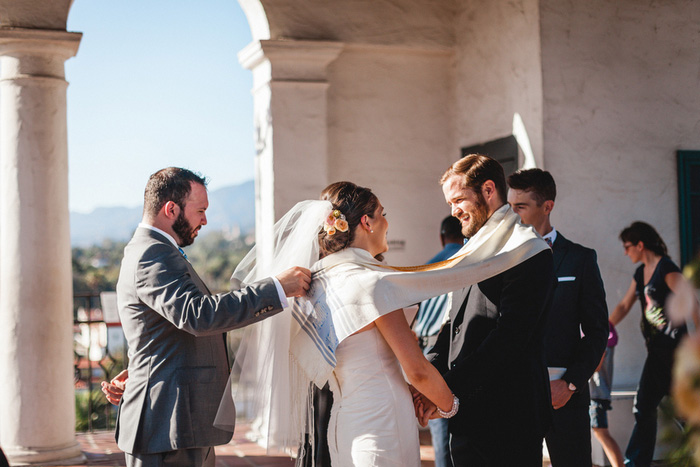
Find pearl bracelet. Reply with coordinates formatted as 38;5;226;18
437;394;460;419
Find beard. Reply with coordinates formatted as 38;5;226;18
172;210;198;247
461;191;489;238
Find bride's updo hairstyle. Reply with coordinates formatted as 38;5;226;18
319;181;380;258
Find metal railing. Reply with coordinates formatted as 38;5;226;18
73;291;125;432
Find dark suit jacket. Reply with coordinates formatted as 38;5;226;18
428;249;555;456
115;228;283;454
545;232;608;407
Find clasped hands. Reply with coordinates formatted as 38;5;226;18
410;385;440;427
101;369;128;405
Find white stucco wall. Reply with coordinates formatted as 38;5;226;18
243;0;700;386
452;0;543;166
327;44;455;265
241;0;460;266
540;0;700;388
254;0;456;48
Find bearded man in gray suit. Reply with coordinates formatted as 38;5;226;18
102;167;311;467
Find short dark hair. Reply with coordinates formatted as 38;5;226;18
620;221;668;258
440;154;507;203
507;168;557;206
143;167;208;218
440;216;464;241
318;181;380;259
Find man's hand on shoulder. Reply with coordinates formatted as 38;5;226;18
550;378;574;409
101;369;128;406
276;267;312;298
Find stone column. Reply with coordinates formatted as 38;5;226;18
239;40;343;264
0;28;83;465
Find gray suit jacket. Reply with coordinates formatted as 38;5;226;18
115;227;283;454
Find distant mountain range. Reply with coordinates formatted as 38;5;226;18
70;180;255;247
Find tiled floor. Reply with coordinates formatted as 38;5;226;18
62;424;437;466
16;430;677;467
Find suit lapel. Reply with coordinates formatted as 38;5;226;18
450;285;471;321
138;227;213;294
184;259;212;294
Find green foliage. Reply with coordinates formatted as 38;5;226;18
659;397;696;465
71;232;252;294
75;388;115;432
181;231;253;293
684;256;700;289
72;239;127;293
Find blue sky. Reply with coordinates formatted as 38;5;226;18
66;1;255;213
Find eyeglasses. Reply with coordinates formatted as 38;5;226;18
623;243;635;251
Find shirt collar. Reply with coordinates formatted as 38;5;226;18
138;222;179;249
542;227;557;247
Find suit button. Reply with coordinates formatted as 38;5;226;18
454;327;460;335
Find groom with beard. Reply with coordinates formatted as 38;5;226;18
104;167;311;467
423;155;555;466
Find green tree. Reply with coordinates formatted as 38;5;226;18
71;232;252;295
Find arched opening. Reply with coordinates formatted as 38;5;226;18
66;1;258;214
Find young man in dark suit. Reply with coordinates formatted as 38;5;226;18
508;168;608;466
425;155;555;466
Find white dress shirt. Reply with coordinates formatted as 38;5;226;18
542;228;557;248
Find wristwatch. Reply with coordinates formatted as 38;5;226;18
568;382;577;392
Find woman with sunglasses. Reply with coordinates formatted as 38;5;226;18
609;221;688;467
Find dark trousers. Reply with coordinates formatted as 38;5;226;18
299;384;333;467
545;400;592;466
450;432;543;467
624;345;675;467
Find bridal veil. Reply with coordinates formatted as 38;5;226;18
214;200;333;460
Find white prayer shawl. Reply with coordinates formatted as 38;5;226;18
290;204;549;388
219;204;549;458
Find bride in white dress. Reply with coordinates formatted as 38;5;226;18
315;182;456;466
220;180;547;466
222;181;459;467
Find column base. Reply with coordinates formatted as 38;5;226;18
4;440;86;466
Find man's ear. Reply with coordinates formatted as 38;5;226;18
163;201;180;220
543;200;555;215
481;180;497;202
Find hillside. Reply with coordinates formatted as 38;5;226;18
70;180;255;246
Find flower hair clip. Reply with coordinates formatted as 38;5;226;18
324;209;349;236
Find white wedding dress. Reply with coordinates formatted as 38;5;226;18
327;326;421;467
